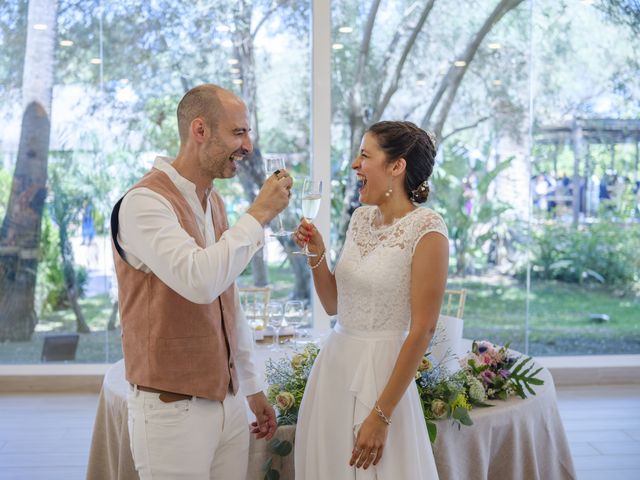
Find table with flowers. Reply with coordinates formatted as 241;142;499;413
86;339;575;480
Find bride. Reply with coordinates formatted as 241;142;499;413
293;121;448;479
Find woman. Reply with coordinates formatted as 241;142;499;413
293;121;448;479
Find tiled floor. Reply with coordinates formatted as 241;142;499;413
556;384;640;480
0;385;639;479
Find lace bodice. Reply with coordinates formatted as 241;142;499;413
335;206;448;331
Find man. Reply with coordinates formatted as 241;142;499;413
110;84;292;479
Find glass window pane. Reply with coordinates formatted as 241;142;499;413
529;0;640;355
331;0;531;351
0;1;311;363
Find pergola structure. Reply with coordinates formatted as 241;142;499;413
533;118;640;225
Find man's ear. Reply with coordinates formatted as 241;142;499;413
191;118;207;144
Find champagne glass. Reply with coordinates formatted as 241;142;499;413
246;303;265;342
267;301;284;351
293;177;323;257
264;157;292;237
284;300;305;347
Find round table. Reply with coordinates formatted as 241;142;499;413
87;349;575;480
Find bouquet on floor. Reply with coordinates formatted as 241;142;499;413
460;340;544;401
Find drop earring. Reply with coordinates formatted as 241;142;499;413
385;178;393;197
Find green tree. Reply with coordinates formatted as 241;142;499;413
332;0;527;246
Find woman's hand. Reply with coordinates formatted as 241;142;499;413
349;412;389;470
293;218;325;256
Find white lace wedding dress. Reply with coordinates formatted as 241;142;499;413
295;205;447;479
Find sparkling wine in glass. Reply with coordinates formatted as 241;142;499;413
264;157;292;237
294;178;323;257
267;301;284;351
284;300;305;347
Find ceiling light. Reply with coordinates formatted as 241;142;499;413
454;60;466;67
493;80;502;86
90;58;102;65
216;25;230;32
222;40;233;48
338;26;353;33
227;58;239;65
230;67;240;74
488;42;501;49
332;43;344;50
60;40;74;47
33;24;47;30
232;79;243;85
416;80;426;86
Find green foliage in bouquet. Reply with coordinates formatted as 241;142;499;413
415;357;473;443
265;343;319;425
262;344;319;480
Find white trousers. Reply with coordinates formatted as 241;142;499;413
127;387;249;480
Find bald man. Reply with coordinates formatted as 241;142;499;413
110;84;291;479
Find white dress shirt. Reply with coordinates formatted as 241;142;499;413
117;156;265;396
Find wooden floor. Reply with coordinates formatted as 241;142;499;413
0;385;639;480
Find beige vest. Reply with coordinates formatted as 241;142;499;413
111;168;239;400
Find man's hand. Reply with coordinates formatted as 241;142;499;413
247;170;293;226
247;392;277;440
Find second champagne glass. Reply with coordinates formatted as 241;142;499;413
294;177;323;257
284;300;305;347
265;157;292;237
267;301;284;351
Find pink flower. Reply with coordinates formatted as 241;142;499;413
481;370;496;385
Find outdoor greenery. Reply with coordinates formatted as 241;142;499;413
0;1;639;356
525;222;640;291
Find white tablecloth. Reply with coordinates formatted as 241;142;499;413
87;347;575;480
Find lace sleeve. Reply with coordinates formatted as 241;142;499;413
411;209;448;255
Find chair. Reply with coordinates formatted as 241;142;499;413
443;288;466;319
238;287;270;327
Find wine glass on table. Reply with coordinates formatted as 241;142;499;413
293;177;323;257
284;300;305;347
245;303;265;342
264;157;292;237
267;301;284;352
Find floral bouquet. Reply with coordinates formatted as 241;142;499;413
460;340;544;401
414;355;484;443
265;343;320;425
264;339;544;446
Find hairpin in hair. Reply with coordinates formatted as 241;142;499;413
411;180;430;201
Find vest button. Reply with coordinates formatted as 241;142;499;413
229;361;234;369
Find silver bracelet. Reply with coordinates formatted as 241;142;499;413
309;249;326;270
374;403;391;425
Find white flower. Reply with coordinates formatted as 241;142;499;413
468;377;486;403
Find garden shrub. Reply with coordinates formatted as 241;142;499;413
527;222;640;291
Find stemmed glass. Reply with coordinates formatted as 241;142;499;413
293;177;323;257
267;301;284;351
284;300;305;347
264;157;292;237
245;303;265;342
